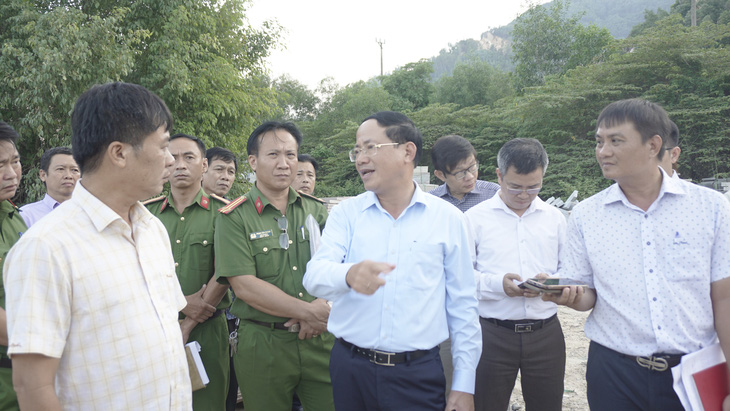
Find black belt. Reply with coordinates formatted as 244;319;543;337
481;313;557;333
338;338;436;366
620;352;684;372
209;309;223;320
247;319;299;332
0;357;11;369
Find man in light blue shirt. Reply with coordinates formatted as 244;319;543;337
20;147;80;227
304;111;481;411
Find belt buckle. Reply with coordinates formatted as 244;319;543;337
636;356;668;372
371;350;396;367
515;323;534;333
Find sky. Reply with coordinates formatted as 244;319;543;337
246;0;551;90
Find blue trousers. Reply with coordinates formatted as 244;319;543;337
330;339;445;411
586;342;684;411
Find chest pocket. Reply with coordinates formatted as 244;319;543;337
405;242;444;290
190;233;214;272
251;236;285;280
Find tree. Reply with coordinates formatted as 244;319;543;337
512;0;614;90
433;60;513;108
0;0;281;203
381;59;434;110
272;75;320;121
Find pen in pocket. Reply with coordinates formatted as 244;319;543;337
300;225;306;240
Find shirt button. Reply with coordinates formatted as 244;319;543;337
175;262;179;267
644;214;648;219
263;247;268;252
288;239;293;244
298;292;304;297
180;217;185;221
176;239;181;244
203;240;208;245
292;266;297;270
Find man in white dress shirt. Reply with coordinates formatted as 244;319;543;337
546;98;730;410
466;138;567;411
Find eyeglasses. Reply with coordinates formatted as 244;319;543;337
276;216;289;250
448;163;479;180
349;143;400;162
505;187;542;196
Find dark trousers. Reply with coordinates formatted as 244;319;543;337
226;318;239;411
586;342;684;411
475;316;565;411
330;339;445;411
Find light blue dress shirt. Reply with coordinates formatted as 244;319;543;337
304;184;481;394
19;193;60;228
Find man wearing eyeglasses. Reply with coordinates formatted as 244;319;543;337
214;121;332;411
304;111;481;411
465;138;567;411
430;134;499;212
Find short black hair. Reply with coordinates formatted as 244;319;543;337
431;135;477;173
596;99;671;161
206;147;238;172
170;133;206;157
40;147;73;173
0;122;19;146
246;121;303;156
298;154;319;171
497;138;549;175
71;82;173;174
362;111;422;166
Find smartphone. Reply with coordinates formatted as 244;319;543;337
520;277;587;294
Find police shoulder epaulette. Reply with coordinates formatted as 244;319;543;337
218;196;246;214
209;193;231;205
142;195;166;206
298;191;325;204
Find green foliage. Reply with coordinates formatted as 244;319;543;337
0;0;281;203
430;39;514;81
512;0;614;90
433;60;513;108
381;60;434;110
272;75;320;121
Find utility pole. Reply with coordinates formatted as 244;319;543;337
376;38;385;76
691;0;697;26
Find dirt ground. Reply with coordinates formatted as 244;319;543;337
508;306;591;411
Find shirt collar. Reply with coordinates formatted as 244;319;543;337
42;193;62;209
162;187;210;212
361;182;427;213
73;180;154;232
488;189;548;217
248;184;300;214
603;166;686;207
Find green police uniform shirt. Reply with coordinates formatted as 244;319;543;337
146;188;231;311
0;200;26;356
214;185;327;322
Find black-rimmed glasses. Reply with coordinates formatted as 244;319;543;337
276;216;289;250
448;163;479;180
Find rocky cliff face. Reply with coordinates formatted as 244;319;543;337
479;31;510;51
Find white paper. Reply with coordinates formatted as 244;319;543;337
672;341;725;411
185;341;210;386
305;214;321;257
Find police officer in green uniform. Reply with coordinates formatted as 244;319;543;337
0;122;26;411
215;121;333;411
145;133;231;411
